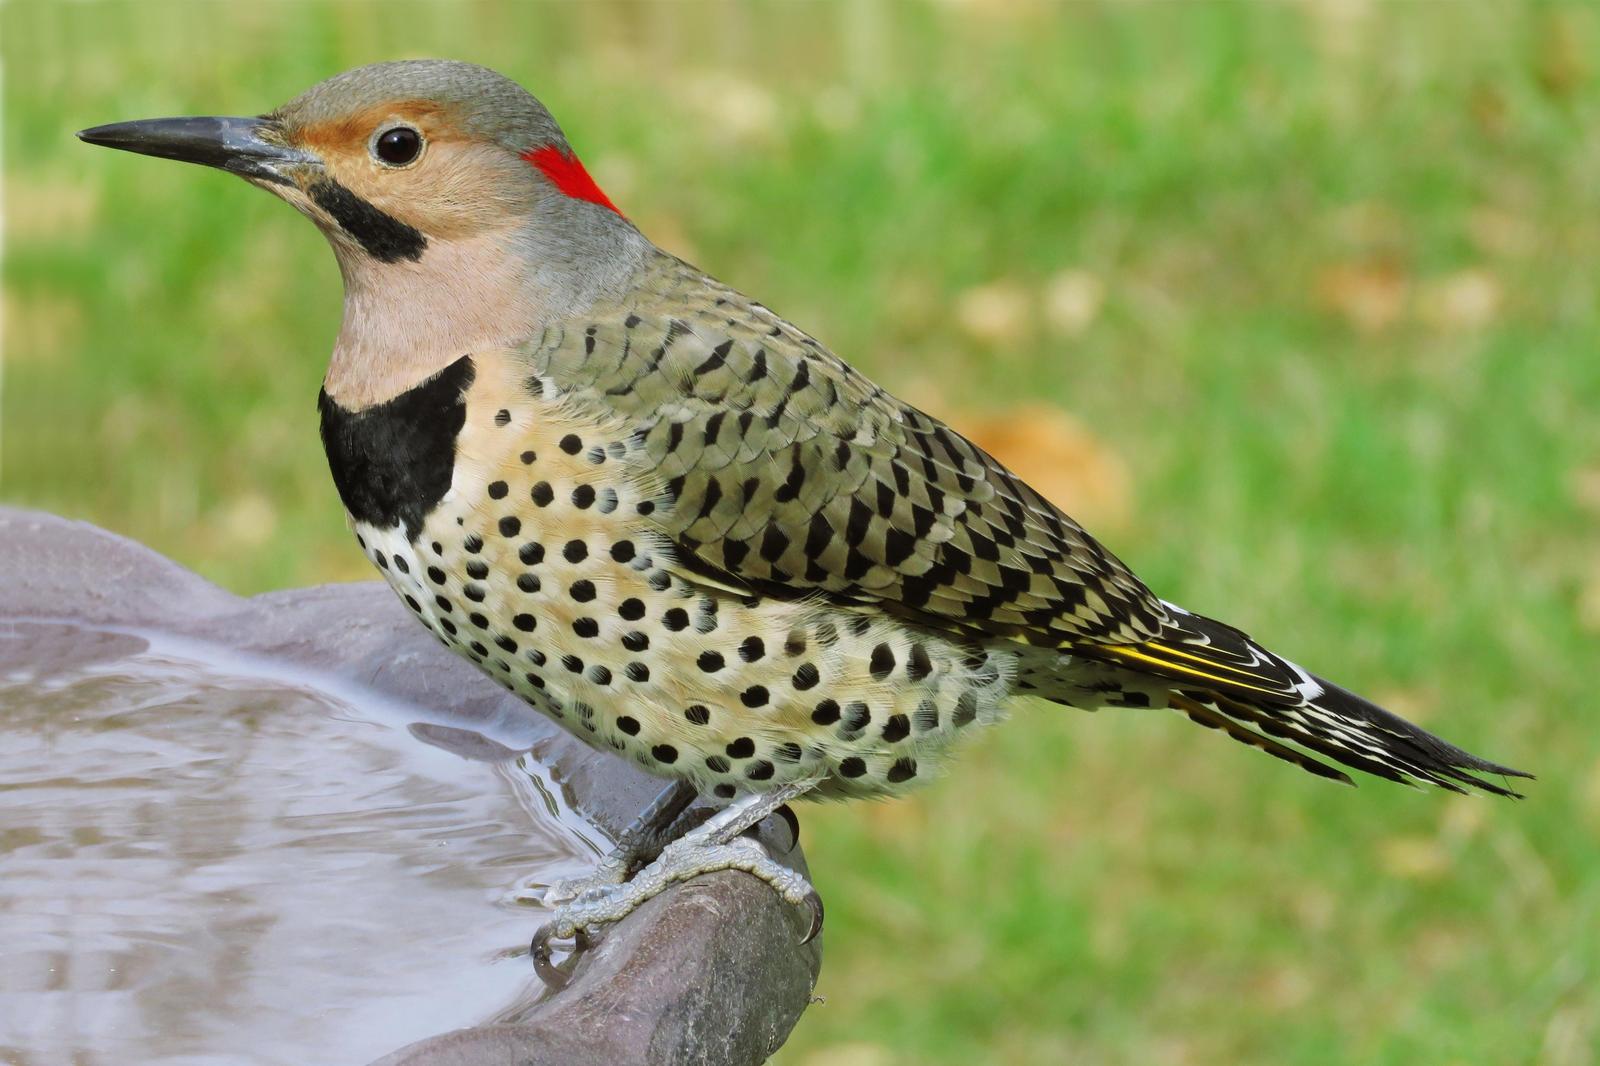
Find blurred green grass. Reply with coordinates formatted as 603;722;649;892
4;2;1598;1063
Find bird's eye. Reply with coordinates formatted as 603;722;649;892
373;126;422;166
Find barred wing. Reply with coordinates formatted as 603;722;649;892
525;258;1171;647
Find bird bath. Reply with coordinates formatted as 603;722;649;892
0;509;821;1066
0;620;597;1064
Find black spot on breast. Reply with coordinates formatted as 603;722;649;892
907;643;933;682
308;179;426;263
887;757;918;783
811;699;840;725
319;356;473;540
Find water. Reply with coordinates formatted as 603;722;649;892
0;619;605;1066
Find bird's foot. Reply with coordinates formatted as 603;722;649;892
519;778;700;908
530;835;822;987
539;847;635;906
530;779;822;989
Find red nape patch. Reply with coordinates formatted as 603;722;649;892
521;144;621;215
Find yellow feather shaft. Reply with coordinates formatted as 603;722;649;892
1099;644;1279;695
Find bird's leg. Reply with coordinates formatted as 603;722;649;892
537;779;699;905
530;777;823;988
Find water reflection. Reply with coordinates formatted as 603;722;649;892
0;620;599;1065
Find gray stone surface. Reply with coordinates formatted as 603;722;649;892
0;507;822;1065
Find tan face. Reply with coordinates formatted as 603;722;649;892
277;99;536;241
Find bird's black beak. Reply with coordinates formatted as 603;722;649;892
77;116;316;186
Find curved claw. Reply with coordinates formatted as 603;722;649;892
773;803;801;851
798;889;825;945
529;923;588;989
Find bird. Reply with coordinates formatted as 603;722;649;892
79;59;1530;984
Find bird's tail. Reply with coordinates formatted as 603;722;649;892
1168;678;1530;797
1066;610;1533;797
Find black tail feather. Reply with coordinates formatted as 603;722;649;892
1291;677;1532;798
1169;692;1354;787
1108;609;1534;797
1071;606;1533;796
1210;692;1419;789
1187;677;1533;798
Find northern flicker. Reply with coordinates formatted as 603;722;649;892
80;60;1530;984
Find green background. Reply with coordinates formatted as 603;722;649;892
4;2;1597;1063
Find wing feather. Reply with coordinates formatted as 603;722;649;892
522;254;1170;646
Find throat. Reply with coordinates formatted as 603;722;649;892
318;209;650;409
321;230;538;409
